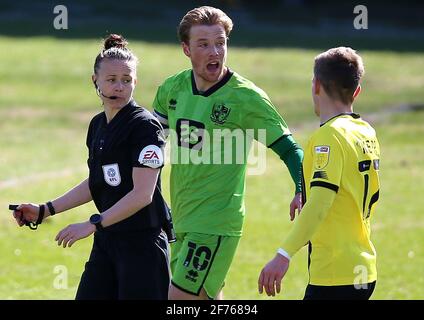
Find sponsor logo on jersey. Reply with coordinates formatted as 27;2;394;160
210;103;231;124
314;145;330;169
358;160;372;172
138;145;164;168
102;163;121;187
176;118;205;150
185;270;199;283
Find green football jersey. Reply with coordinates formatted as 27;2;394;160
153;69;291;236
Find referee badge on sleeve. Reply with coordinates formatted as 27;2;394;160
102;163;121;187
138;145;164;169
314;145;330;169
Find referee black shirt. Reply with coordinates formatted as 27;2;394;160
86;99;166;232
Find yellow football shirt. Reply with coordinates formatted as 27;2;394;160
282;113;380;285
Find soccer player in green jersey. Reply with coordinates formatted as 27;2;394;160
258;47;380;300
152;6;303;300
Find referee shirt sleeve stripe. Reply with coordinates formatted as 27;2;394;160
310;181;339;193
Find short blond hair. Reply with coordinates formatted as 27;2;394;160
314;47;365;104
178;6;233;44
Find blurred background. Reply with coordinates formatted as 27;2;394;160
1;0;423;299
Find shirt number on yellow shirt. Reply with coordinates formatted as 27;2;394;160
359;159;380;220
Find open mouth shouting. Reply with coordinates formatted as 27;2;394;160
207;61;221;73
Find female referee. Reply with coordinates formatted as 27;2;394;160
12;34;171;300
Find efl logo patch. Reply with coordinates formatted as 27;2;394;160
314;145;330;169
138;145;164;169
102;163;121;187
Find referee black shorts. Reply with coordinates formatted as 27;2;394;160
76;227;170;300
304;281;376;300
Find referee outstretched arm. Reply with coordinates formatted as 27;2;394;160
12;178;92;227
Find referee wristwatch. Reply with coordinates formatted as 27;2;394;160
89;213;104;231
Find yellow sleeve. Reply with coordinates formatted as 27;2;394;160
281;129;345;257
281;186;337;257
308;129;344;191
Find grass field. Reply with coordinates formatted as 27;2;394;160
0;35;423;299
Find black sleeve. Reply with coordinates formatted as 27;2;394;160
86;118;95;167
130;118;166;169
86;118;93;149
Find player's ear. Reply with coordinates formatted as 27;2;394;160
182;41;191;57
92;75;97;88
313;77;321;95
353;84;361;99
134;78;138;86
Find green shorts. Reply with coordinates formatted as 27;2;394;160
170;232;240;299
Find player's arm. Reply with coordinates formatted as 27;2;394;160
269;135;304;219
96;167;159;228
152;84;169;129
242;92;304;216
55;169;159;248
281;131;343;257
259;130;343;296
280;185;336;256
258;186;336;296
48;178;92;215
12;178;92;227
269;135;303;194
55;120;165;248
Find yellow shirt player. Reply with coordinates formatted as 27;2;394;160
258;47;380;300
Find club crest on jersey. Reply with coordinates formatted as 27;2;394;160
102;163;121;187
314;145;330;169
210;103;231;125
138;145;164;169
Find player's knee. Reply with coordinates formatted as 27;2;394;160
215;290;224;300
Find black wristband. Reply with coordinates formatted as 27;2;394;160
36;204;45;225
46;201;56;216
